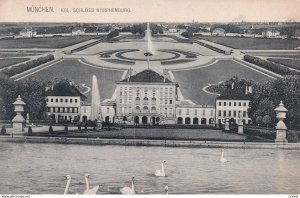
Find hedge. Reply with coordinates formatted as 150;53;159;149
1;54;54;77
244;55;299;75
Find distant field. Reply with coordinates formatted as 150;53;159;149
267;58;300;70
195;36;300;50
0;58;30;68
172;60;272;105
0;36;102;49
19;59;124;101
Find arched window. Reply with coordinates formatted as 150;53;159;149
193;118;199;125
135;106;140;110
136;97;140;101
201;118;207;125
177;117;183;124
185;117;191;124
151;106;156;110
143;97;149;101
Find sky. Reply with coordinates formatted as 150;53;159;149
0;0;299;23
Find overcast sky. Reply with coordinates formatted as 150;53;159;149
0;0;299;23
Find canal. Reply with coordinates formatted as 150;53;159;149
0;142;299;194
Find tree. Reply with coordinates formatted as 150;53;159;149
107;30;119;39
181;31;193;38
262;115;272;128
255;116;263;126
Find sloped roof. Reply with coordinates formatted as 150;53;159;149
46;82;87;99
120;69;173;83
217;88;250;100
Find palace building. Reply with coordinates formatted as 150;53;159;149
215;84;252;125
115;69;178;125
45;69;256;126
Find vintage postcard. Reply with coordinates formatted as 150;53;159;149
0;0;299;197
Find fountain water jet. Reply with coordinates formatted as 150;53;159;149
91;75;102;129
145;22;155;55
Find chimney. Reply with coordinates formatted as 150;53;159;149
163;74;166;83
245;85;248;95
231;82;234;90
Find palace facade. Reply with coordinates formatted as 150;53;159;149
45;69;253;126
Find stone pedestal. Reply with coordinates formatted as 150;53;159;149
12;95;26;134
238;118;244;134
96;120;102;130
274;101;288;143
275;121;287;143
26;113;30;124
224;118;230;131
238;124;244;134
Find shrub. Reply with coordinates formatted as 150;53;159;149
28;126;32;135
287;130;299;143
244;55;300;76
49;125;53;134
1;54;55;77
244;127;276;140
1;125;6;135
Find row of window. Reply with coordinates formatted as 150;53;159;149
218;110;247;117
47;98;78;103
117;106;173;115
47;107;78;113
177;117;214;125
178;109;214;116
218;101;247;107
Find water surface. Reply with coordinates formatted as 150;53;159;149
0;142;299;194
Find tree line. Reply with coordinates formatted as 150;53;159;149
1;54;55;77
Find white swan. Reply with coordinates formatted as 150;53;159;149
64;175;71;195
155;160;166;177
220;150;228;163
164;185;169;194
83;173;100;194
120;177;136;194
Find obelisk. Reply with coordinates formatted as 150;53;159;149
91;75;102;129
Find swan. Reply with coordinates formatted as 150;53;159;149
64;175;71;195
83;173;100;194
155;160;166;177
164;185;169;194
120;177;136;194
220;150;228;163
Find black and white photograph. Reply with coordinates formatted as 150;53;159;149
0;0;299;196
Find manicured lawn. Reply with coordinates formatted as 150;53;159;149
161;59;195;65
267;58;300;70
103;58;135;65
260;54;300;59
0;58;30;68
19;59;124;101
0;36;102;49
195;36;300;50
172;60;272;105
32;127;247;141
0;53;41;58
